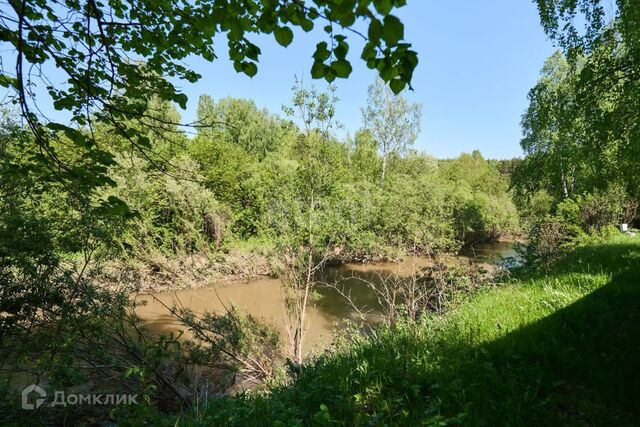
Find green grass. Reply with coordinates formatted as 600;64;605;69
137;235;640;426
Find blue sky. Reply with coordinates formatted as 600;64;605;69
174;1;558;159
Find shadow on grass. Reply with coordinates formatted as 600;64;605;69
448;240;640;425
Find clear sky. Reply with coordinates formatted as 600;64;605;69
173;1;558;160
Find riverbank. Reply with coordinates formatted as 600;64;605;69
135;241;517;356
137;234;640;425
113;239;518;294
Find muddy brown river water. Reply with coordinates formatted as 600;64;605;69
136;241;518;355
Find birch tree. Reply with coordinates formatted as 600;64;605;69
361;78;422;182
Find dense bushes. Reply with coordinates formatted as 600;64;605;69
440;151;519;244
111;155;232;256
95;95;519;278
518;184;637;266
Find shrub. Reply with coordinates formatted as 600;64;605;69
577;185;633;231
110;155;232;257
519;214;585;267
520;184;638;268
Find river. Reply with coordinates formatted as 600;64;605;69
136;241;518;355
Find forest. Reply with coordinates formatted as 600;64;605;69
0;0;639;425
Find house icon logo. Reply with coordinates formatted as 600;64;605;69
22;384;46;410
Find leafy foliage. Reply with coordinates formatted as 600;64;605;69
535;0;640;56
514;27;640;255
109;154;232;257
518;185;635;267
361;77;422;181
0;0;418;200
519;9;640;210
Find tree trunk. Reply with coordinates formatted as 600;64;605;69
560;166;569;198
381;153;387;183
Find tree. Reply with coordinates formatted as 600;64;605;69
279;81;345;364
196;95;285;159
533;1;640;199
518;52;588;199
534;0;640;56
351;129;381;182
0;0;418;195
189;94;290;236
514;36;640;206
437;152;518;245
361;78;422;182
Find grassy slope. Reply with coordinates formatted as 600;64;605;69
153;236;640;426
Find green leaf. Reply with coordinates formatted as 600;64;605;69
274;26;294;47
245;43;261;60
368;19;383;42
325;68;337;82
95;196;135;218
137;135;151;149
361;42;377;61
0;74;17;89
382;15;404;45
64;128;89;147
243;62;258;77
373;0;393;15
331;59;352;78
389;79;406;94
334;40;349;59
311;60;326;79
300;19;314;32
46;122;69;132
313;42;331;61
307;7;319;19
175;93;188;109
